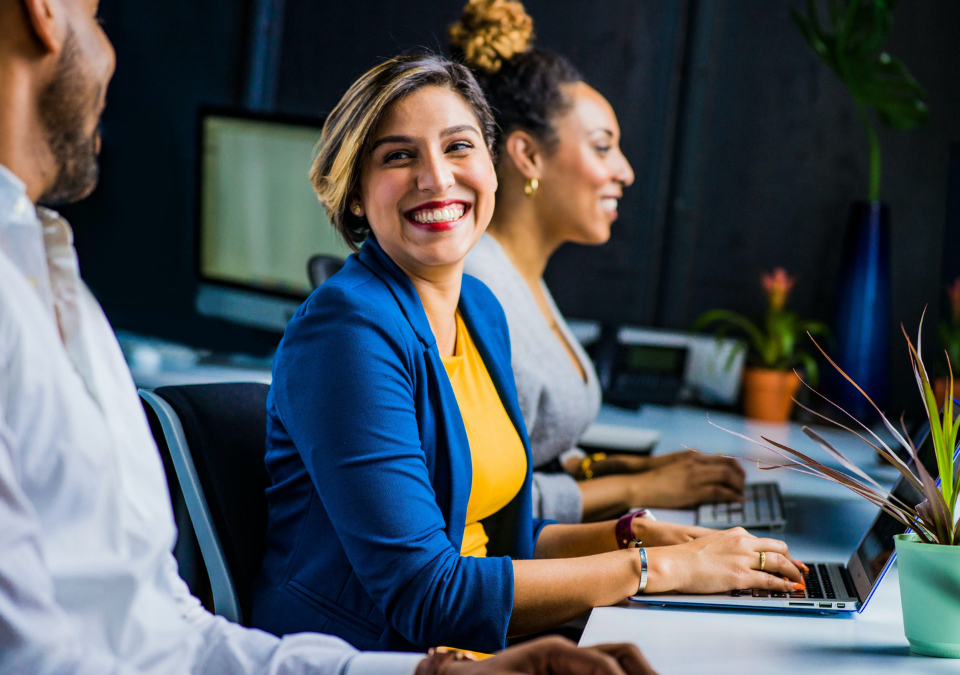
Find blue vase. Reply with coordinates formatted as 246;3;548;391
829;201;891;419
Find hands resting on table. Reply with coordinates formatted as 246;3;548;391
570;450;748;521
434;637;657;675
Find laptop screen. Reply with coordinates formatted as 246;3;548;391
849;422;943;589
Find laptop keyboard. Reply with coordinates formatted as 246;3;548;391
727;564;839;601
697;482;786;529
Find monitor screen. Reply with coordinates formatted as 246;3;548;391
624;344;687;375
198;112;353;299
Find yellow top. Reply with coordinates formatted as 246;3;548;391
441;312;527;558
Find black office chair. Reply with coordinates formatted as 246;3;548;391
140;383;270;626
307;254;345;290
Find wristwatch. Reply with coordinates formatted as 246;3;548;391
615;508;656;549
627;539;648;595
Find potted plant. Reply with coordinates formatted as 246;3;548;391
936;277;960;407
694;268;829;423
717;318;960;657
791;0;928;419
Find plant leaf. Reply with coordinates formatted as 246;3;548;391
694;309;769;363
801;426;891;495
793;395;924;495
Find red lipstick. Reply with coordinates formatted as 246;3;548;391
404;200;471;232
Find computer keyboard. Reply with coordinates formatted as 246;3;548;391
727;564;847;607
696;482;786;529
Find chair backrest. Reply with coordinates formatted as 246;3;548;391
140;382;269;625
307;254;346;290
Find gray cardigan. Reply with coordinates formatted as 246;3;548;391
464;234;602;523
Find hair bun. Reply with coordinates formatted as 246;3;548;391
449;0;534;74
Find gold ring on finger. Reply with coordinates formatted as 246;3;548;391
759;551;766;571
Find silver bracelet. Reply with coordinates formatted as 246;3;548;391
627;539;648;594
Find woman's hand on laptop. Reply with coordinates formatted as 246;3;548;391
633;518;712;546
642;527;806;595
435;636;658;675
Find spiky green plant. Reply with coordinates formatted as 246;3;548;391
791;0;929;202
694;268;830;386
712;315;959;546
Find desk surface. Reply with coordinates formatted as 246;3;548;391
580;566;955;674
582;405;947;673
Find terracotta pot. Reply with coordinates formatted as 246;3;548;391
742;368;801;423
933;377;960;409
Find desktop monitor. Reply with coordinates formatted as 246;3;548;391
194;108;353;332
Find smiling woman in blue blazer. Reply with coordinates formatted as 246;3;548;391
250;50;805;655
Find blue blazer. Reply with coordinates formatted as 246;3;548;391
250;237;552;653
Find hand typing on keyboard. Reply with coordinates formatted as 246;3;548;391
613;450;747;509
564;450;746;521
729;563;829;601
640;527;806;595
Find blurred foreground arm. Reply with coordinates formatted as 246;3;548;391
427;637;657;675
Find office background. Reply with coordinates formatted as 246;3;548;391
60;0;960;418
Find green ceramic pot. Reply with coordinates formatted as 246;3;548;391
894;533;960;658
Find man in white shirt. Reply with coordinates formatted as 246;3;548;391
0;0;656;673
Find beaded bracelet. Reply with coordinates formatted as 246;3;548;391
578;452;607;480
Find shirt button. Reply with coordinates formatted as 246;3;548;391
14;197;30;214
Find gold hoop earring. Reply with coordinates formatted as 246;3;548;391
352;204;362;217
524;177;539;198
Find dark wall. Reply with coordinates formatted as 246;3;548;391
529;1;689;325
647;0;960;416
62;1;960;414
60;0;258;350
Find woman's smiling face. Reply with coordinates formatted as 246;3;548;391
356;85;498;278
535;82;634;246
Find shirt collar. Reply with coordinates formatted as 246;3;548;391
0;163;32;225
0;163;72;336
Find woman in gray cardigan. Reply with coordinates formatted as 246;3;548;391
457;2;745;524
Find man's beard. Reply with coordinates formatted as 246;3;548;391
37;32;103;206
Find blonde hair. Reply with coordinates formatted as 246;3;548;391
448;0;533;74
310;53;496;251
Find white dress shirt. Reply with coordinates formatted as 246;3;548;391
0;163;423;675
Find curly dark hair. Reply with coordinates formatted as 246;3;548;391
449;0;582;150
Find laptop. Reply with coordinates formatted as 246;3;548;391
631;420;951;614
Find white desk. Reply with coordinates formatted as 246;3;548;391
580;405;948;673
580;565;956;674
117;332;273;389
